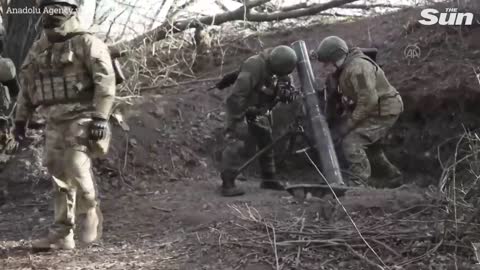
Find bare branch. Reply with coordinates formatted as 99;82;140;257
120;0;269;48
342;3;411;9
120;0;140;38
115;0;359;49
105;8;128;42
215;0;230;11
246;0;360;22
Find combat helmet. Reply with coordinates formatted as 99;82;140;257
268;45;298;76
38;0;79;8
315;36;348;63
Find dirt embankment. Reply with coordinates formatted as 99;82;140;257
202;6;480;185
109;6;480;189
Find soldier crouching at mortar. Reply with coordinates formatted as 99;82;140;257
312;36;404;188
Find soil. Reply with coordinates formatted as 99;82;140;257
2;4;480;270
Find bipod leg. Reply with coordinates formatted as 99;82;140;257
276;131;299;166
232;129;293;179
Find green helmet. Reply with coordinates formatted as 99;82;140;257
38;0;79;8
0;58;15;82
268;45;297;76
315;36;348;63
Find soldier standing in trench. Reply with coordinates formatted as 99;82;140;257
312;36;404;188
14;0;115;250
0;56;20;155
220;45;298;196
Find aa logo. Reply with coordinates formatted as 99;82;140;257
404;44;421;60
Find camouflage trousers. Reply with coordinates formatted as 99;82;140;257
221;115;275;178
341;114;400;182
44;117;110;237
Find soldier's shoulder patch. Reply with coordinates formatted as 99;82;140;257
79;35;111;60
242;57;263;74
355;73;368;89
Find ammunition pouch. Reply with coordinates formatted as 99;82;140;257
377;92;403;116
31;72;94;106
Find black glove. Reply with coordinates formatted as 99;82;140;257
245;106;261;122
13;121;26;142
276;76;296;103
89;117;109;141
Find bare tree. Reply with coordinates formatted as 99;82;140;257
1;0;41;69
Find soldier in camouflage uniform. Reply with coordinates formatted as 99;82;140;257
313;36;403;187
0;57;19;156
220;45;298;196
14;0;115;250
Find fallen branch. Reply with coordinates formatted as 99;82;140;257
280;2;408;12
342;4;411;9
114;0;359;49
138;76;221;92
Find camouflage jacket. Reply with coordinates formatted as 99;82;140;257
225;49;278;131
338;48;403;123
16;17;115;123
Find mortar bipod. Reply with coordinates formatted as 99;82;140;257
231;118;313;180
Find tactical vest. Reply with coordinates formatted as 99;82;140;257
253;51;278;109
25;34;94;107
337;48;403;116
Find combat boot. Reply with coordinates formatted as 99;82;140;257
384;168;403;188
31;230;75;251
220;171;245;197
259;172;285;191
370;163;403;188
79;206;103;244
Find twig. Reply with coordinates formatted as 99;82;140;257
169;148;176;170
371;239;401;258
345;244;384;269
272;224;280;270
472;66;480;88
303;151;388;268
123;133;129;171
139;77;221;91
451;133;464;270
105;8;128;42
295;215;305;267
397;239;444;266
152;206;173;212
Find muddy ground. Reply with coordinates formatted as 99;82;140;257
2;4;480;270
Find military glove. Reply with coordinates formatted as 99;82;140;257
245;106;262;122
13;121;26;142
89;117;109;141
277;84;296;103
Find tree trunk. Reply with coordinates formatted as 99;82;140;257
2;0;41;69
